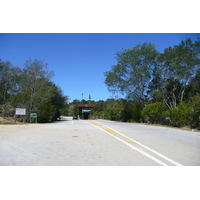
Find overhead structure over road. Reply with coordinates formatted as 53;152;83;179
76;104;96;119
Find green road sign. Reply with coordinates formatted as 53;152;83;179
30;113;37;118
82;110;91;113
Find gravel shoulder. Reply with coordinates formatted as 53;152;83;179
0;123;45;133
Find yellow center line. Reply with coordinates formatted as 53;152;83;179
125;141;139;145
87;121;118;133
93;123;101;125
103;129;119;134
84;120;183;166
87;121;104;127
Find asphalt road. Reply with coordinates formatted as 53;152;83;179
0;118;200;166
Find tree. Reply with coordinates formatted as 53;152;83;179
0;58;68;122
104;42;159;104
15;58;58;121
170;39;200;102
37;82;67;122
187;69;200;97
0;59;21;116
0;60;21;104
189;95;200;128
151;38;200;108
92;100;105;118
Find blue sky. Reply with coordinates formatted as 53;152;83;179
0;33;199;102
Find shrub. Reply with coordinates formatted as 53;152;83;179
165;102;195;128
189;95;200;128
142;102;168;124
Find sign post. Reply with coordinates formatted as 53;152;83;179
15;108;26;123
30;113;37;123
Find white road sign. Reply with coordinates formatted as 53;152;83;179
16;108;26;115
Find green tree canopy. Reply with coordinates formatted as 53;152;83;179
104;42;159;104
0;58;67;122
149;38;200;108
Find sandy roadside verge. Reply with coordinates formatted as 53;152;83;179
0;124;44;133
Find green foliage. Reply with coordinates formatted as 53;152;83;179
0;60;21;105
92;100;105;119
102;38;200;128
142;102;168;124
188;95;200;128
125;101;143;122
105;99;126;121
0;58;67;123
60;103;69;116
164;102;192;127
104;42;159;104
187;69;200;97
150;38;200;108
1;38;200;128
37;82;67;122
162;97;200;128
92;98;143;123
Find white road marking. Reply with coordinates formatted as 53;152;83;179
85;120;184;166
100;123;184;166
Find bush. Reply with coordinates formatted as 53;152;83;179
164;102;197;128
189;95;200;128
127;102;143;122
142;102;168;124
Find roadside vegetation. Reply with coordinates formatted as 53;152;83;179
1;38;200;128
102;38;200;129
0;58;68;123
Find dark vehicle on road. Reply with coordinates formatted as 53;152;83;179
73;115;77;120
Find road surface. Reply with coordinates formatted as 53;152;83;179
0;118;200;166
